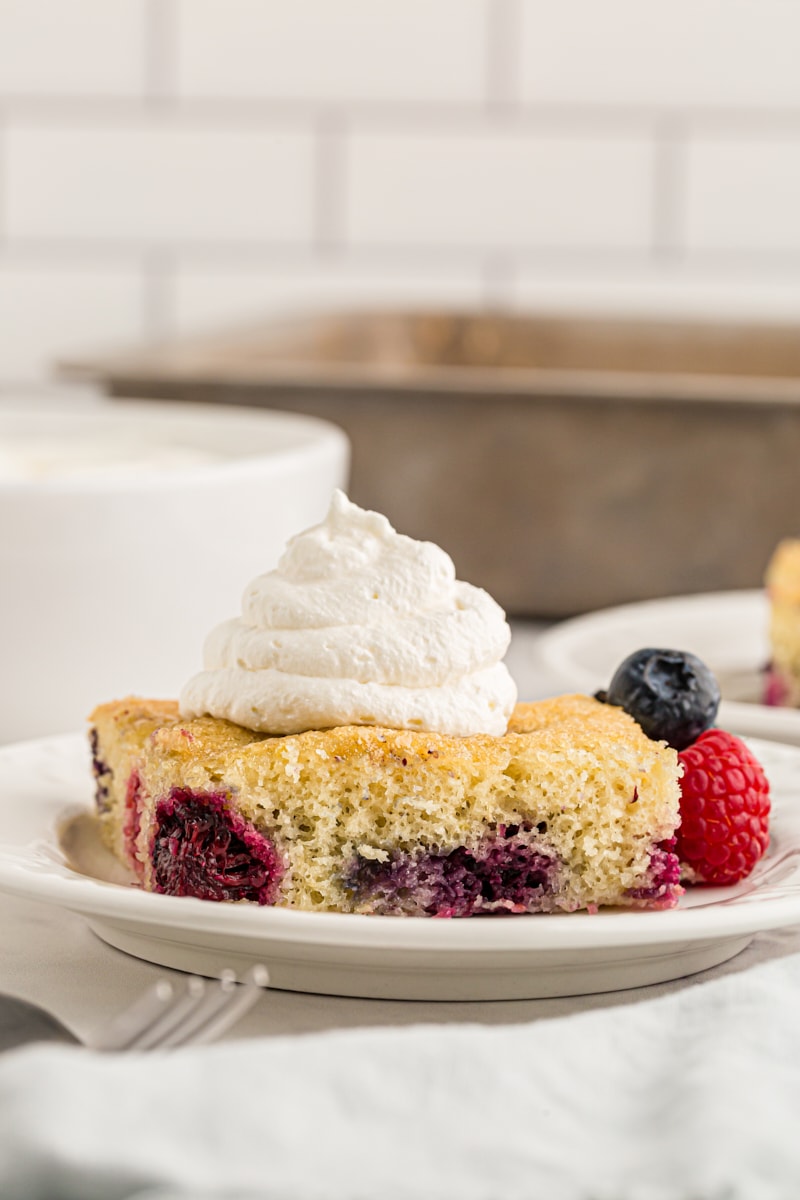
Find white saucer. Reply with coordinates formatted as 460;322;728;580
534;589;800;746
1;732;799;1001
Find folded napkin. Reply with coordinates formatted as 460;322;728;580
3;951;800;1200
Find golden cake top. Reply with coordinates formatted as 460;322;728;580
90;692;668;779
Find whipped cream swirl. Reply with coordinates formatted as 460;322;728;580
179;491;517;736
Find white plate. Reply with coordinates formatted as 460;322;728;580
1;734;800;1001
535;589;800;747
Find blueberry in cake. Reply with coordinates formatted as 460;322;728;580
764;539;800;708
89;492;684;916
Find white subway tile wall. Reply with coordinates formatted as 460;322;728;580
6;121;315;244
176;0;489;103
686;136;800;254
0;0;146;97
1;0;800;390
346;130;655;250
518;0;800;109
0;259;145;383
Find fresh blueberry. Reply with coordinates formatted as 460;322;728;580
599;648;720;751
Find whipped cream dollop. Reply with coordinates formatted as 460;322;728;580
179;491;517;736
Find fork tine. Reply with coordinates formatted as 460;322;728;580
88;980;176;1052
151;966;269;1050
122;976;208;1052
89;966;269;1053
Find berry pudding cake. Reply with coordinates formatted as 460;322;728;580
764;538;800;708
89;494;770;915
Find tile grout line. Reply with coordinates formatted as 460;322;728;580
313;111;347;254
8;95;787;130
145;0;178;105
486;0;522;111
0;111;5;247
651;116;688;262
8;238;800;272
142;249;174;339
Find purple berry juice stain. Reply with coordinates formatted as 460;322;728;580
347;825;561;917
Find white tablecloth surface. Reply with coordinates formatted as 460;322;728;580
1;623;799;1198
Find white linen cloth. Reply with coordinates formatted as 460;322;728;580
2;950;800;1200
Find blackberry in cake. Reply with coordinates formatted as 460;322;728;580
765;539;800;708
89;693;683;915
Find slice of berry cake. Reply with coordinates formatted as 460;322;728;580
765;538;800;708
89;693;682;916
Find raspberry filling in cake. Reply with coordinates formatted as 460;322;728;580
151;789;283;905
122;770;145;881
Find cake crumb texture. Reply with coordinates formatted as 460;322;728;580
89;694;682;915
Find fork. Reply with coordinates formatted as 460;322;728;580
0;965;269;1054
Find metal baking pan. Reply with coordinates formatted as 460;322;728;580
63;310;800;617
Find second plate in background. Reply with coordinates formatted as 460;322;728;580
532;590;800;747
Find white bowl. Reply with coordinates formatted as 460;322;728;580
0;402;349;742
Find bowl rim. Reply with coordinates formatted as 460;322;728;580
0;400;350;494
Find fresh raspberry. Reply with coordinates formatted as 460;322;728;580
676;729;771;885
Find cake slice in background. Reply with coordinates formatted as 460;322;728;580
765;539;800;708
